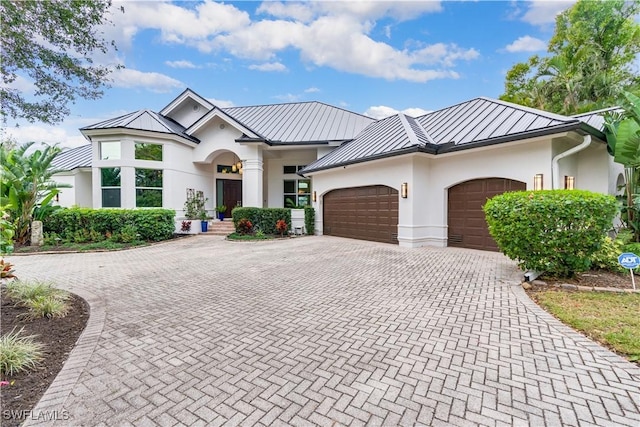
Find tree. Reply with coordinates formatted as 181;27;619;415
0;0;120;125
0;142;71;245
501;0;640;115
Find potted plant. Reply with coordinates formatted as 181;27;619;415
216;205;227;221
199;210;208;232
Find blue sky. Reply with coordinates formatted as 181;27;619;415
4;0;576;148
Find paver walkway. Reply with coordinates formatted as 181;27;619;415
9;236;640;426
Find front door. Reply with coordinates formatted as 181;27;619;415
218;179;242;217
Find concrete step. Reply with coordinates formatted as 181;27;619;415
203;221;235;236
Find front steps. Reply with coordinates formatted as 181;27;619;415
203;220;235;236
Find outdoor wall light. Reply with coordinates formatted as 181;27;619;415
401;182;408;198
533;174;544;191
312;191;317;202
564;175;575;190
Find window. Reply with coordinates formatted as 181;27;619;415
136;169;163;207
101;168;121;207
284;179;311;207
283;165;306;174
217;164;240;174
100;141;120;160
135;143;163;161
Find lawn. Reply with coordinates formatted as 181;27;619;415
532;291;640;362
14;240;148;253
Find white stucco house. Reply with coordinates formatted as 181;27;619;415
52;88;621;251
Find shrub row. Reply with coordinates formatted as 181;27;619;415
484;190;618;278
44;208;176;242
304;206;315;235
232;207;291;235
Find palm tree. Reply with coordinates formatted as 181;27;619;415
0;141;70;244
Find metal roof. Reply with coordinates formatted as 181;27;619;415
302;97;602;174
81;110;199;143
416;97;577;145
572;107;620;132
222;102;375;143
303;114;433;171
51;144;92;171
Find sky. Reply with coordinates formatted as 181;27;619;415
3;0;577;148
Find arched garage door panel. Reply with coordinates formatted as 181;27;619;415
448;178;526;251
323;186;399;244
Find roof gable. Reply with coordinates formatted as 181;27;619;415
159;88;214;117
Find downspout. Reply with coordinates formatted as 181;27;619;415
552;134;592;189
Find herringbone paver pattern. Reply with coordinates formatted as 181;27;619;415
11;236;640;426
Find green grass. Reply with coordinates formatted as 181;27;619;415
0;328;44;376
534;291;640;362
226;232;274;241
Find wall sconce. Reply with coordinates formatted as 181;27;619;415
55;193;60;203
312;191;317;202
564;175;575;190
401;182;408;198
533;174;544;191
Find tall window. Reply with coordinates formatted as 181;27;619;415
135;143;163;161
283;165;310;207
101;168;121;207
136;169;163;207
100;141;120;160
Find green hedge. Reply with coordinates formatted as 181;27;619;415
232;207;291;235
45;208;176;242
484;190;617;278
304;206;315;235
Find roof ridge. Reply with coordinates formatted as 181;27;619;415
571;106;621;117
223;100;375;121
397;113;420;147
479;96;576;123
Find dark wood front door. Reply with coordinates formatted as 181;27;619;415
323;185;399;244
448;178;526;251
218;179;242;217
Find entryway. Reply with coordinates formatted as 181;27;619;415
216;179;242;218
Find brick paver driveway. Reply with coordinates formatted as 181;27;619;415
10;236;640;426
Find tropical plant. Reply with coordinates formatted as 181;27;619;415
0;259;16;281
604;91;640;240
0;142;70;245
0;205;15;254
21;295;70;320
237;218;253;235
276;219;288;237
0;328;43;376
215;205;227;213
184;189;206;219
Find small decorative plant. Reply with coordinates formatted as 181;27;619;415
237;218;253;235
184;189;207;220
276;219;288;237
215;205;227;213
1;259;16;281
180;221;192;232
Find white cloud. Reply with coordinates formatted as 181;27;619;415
248;62;287;72
364;105;431;120
304;87;320;93
505;36;547;53
165;60;199;69
520;0;575;26
2;124;87;148
110;68;184;93
2;75;36;93
273;93;301;103
205;98;235;108
105;1;475;84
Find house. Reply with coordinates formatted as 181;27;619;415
53;89;621;251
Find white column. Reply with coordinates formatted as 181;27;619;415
242;146;264;207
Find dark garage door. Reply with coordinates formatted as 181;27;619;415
323;185;399;244
448;178;526;251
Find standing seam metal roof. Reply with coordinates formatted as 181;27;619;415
301;97;601;174
51;144;92;171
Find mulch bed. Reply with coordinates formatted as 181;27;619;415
527;269;637;291
1;288;89;427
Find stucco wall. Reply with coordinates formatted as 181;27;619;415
53;170;92;208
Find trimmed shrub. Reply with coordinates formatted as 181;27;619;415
484;190;618;278
304;206;315;235
45;208;175;242
232;207;291;235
